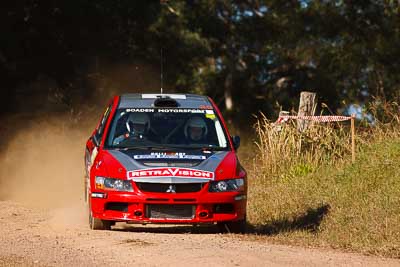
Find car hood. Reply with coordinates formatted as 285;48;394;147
96;149;239;183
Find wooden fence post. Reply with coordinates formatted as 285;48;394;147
351;114;356;163
297;91;317;132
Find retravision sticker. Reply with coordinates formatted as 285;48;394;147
127;167;214;179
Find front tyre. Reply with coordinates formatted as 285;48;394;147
89;211;113;230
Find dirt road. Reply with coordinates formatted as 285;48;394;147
0;200;399;267
0;115;399;266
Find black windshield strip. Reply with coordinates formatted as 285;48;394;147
104;107;231;150
105;145;229;151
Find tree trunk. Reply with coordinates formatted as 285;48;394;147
224;73;233;111
297;91;317;132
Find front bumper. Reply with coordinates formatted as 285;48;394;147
90;190;247;224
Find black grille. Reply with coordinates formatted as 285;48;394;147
213;204;234;214
146;204;195;219
105;202;129;212
136;183;205;193
141;161;199;167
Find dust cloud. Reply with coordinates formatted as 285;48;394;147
0;61;159;207
0;62;163;227
0;114;91;207
0;112;95;228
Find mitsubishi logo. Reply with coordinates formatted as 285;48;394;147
166;184;176;193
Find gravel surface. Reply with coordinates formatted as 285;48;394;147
0;118;399;266
0;200;398;267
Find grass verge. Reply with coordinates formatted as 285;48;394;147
244;100;400;258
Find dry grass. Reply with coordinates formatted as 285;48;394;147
246;99;400;258
254;113;351;179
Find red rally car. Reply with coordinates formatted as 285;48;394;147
84;93;247;233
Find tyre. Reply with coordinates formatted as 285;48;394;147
218;218;247;234
84;176;89;204
88;208;113;230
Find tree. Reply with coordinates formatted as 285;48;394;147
2;0;400;120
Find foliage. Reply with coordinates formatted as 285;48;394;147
2;1;400;119
254;113;351;179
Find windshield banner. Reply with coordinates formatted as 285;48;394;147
126;108;214;114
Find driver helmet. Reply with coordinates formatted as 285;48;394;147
126;113;150;136
184;116;208;141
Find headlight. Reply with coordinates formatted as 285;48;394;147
95;176;133;192
208;179;244;192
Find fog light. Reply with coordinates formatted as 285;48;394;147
198;211;208;218
134;210;143;216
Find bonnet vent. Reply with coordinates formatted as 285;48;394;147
153;96;180;107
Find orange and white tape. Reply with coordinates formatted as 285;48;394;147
276;115;352;124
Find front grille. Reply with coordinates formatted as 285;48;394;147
105;202;129;212
146;204;195;219
136;183;205;193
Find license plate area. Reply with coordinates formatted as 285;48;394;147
146;204;195;219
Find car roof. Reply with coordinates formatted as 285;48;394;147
118;93;213;109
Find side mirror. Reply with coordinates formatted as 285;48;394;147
232;135;240;150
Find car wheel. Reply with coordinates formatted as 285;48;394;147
218;217;247;234
84;177;89;204
88;208;113;230
89;212;113;230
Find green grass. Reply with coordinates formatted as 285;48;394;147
243;103;400;258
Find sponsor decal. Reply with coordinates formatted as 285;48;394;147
126;108;155;113
125;108;206;114
206;114;216;119
133;152;206;160
199;105;213;110
127;167;214;179
157;108;204;113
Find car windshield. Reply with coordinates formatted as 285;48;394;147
105;108;229;150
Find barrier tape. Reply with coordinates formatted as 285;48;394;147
276;115;352;124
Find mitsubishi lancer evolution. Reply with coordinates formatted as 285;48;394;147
84;93;247;233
